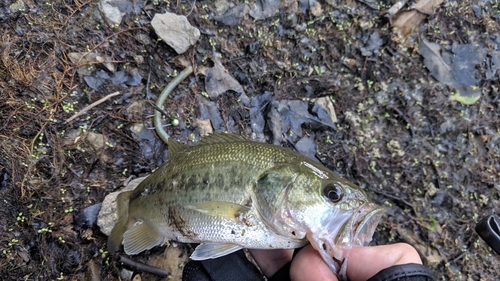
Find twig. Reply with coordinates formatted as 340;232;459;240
118;255;170;277
64;91;121;123
153;66;193;143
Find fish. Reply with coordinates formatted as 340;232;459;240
107;133;384;278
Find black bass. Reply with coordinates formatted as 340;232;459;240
108;133;384;276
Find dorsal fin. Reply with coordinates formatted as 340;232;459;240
198;133;247;145
168;139;188;156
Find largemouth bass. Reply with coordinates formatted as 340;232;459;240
108;133;384;277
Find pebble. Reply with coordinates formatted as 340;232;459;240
151;12;200;54
99;0;128;26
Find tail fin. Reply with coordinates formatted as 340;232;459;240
107;190;133;254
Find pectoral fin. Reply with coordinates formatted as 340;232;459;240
185;202;250;220
191;242;243;260
108;190;133;254
122;220;164;255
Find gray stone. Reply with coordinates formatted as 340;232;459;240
249;0;280;20
97;176;148;236
9;0;26;12
151;12;200;54
99;0;130;26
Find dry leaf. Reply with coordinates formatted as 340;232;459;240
419;39;485;105
391;0;445;38
413;0;445;14
204;55;245;99
392;11;427;37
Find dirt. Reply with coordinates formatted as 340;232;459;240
0;0;499;280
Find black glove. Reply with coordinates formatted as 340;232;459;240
182;249;265;281
368;263;434;281
475;215;500;255
182;249;435;281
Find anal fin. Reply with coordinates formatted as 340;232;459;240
191;243;243;260
123;220;164;255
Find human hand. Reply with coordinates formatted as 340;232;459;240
250;243;423;281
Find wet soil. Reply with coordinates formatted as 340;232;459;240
0;0;499;280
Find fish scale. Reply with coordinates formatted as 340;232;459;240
108;133;384;278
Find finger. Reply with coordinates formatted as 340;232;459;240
290;245;338;281
347;243;422;281
249;249;293;277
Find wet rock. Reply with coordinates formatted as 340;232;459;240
125;101;143;121
298;0;322;16
249;0;280;20
360;31;383;57
472;5;482;18
386;0;407;16
311;97;337;127
233;71;250;85
439;118;456;133
310;1;322;17
419;40;486;104
84;131;113;162
431;190;447;207
129;123;144;139
194;119;214;136
249;91;272;142
83;69;142;90
74;203;102;231
99;0;130;26
120;268;134;281
0;169;9;192
135;125;165;163
268;99;337;143
97;177;148;236
214;0;231;14
246;41;260;55
148;244;188;280
280;0;298;14
151;12;200;54
134;55;144;64
198;98;225;132
62;129;83;146
135;33;152;46
205;55;245;99
84;71;110;90
295;135;318;162
9;0;25;12
110;69;142;87
214;4;248;25
267;102;283;145
85;259;101;281
85;132;109;152
485;51;500;80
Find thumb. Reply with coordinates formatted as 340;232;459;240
290;245;338;281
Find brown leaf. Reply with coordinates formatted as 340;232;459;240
391;0;445;37
392;10;427;38
412;0;445;14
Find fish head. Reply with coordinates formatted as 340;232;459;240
280;162;385;276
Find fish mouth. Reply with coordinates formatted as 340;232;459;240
336;203;385;248
312;203;385;276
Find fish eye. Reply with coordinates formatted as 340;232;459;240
323;183;343;202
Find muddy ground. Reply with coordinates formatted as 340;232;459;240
0;0;499;280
